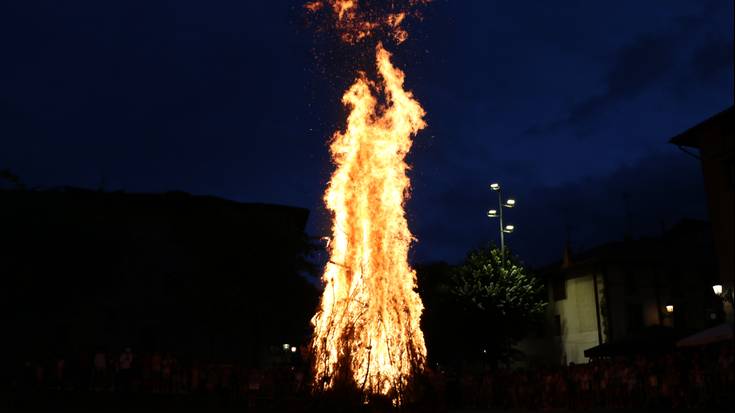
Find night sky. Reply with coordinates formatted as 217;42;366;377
1;1;732;266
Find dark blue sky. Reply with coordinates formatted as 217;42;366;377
1;0;732;266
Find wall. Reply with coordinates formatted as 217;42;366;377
551;274;602;364
700;126;735;320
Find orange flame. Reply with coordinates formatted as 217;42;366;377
305;0;428;44
310;42;427;401
307;0;430;403
333;0;356;20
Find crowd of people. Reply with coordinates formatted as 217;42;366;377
439;343;733;410
11;347;308;409
9;343;733;410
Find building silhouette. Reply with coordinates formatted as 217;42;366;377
670;106;734;321
524;219;718;365
2;187;317;366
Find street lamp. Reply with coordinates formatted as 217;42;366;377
665;305;674;314
712;283;734;304
488;182;516;253
711;283;735;323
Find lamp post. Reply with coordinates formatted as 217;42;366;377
487;183;516;254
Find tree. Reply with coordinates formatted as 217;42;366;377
447;245;546;365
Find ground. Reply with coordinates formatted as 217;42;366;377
3;391;731;413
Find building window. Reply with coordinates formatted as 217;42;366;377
554;315;562;336
552;278;567;301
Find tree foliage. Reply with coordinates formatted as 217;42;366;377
419;245;547;366
451;246;546;321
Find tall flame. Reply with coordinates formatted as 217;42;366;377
310;42;427;400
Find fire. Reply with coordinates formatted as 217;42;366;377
333;0;355;20
310;42;428;401
307;0;430;403
305;0;427;44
